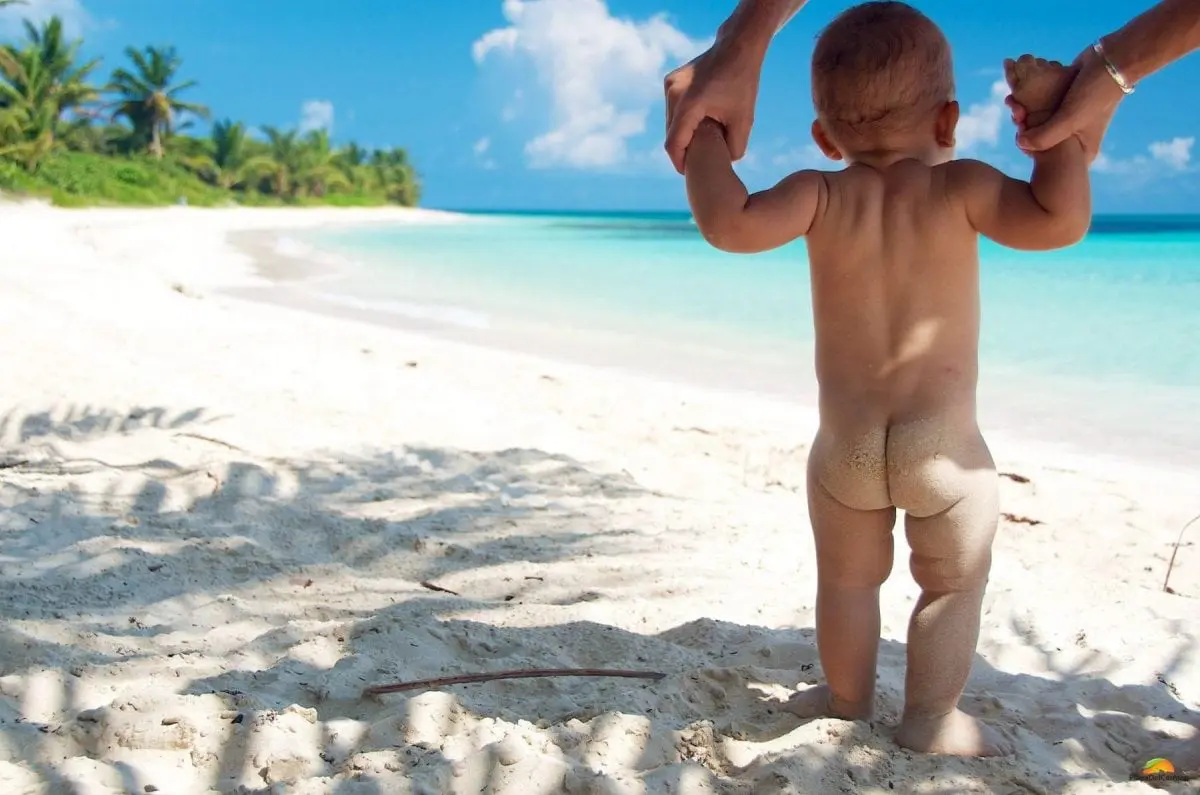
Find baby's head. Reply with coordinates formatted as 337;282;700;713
810;2;958;164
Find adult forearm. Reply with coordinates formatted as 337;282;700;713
1103;0;1200;84
716;0;809;55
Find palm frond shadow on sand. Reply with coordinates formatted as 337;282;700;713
0;403;1195;793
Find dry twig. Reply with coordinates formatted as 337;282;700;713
364;668;666;697
1163;510;1200;594
174;432;245;452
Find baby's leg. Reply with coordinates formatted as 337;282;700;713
894;460;1012;756
789;458;896;720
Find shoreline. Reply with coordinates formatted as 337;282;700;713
223;220;1200;478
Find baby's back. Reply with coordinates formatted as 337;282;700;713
805;161;991;514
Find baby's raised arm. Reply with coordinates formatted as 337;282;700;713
950;56;1092;251
684;119;825;253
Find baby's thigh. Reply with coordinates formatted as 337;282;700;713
807;466;898;588
902;469;999;592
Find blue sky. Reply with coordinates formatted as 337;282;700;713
2;0;1196;212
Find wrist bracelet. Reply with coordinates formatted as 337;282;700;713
1092;39;1135;94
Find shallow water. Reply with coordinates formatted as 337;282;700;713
285;211;1200;468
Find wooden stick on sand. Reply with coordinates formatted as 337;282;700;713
1163;510;1200;594
363;668;667;697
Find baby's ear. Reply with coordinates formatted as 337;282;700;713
810;120;843;161
936;101;960;149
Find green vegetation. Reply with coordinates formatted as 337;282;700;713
0;11;420;207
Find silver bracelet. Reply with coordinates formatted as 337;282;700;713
1092;39;1135;94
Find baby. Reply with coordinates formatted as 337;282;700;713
683;1;1090;757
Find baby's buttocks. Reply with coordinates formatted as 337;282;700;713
810;414;994;517
810;426;891;512
885;417;994;518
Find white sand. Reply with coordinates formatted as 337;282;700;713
0;203;1196;794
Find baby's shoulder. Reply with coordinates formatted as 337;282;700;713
921;159;1009;212
937;158;1005;191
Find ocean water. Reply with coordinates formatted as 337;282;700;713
295;211;1200;467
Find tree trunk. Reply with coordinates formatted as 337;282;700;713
150;123;163;159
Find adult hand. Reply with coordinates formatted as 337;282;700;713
664;36;766;174
1006;44;1126;161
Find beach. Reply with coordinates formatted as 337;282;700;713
0;203;1196;793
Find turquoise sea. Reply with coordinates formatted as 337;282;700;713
294;211;1200;467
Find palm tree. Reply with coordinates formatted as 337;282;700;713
183;118;261;189
335;141;368;188
0;17;98;164
0;18;98;170
368;146;419;205
0;58;57;169
7;17;100;112
254;125;303;198
249;127;352;200
295;129;349;197
107;45;208;158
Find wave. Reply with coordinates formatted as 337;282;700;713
312;291;491;330
274;236;358;268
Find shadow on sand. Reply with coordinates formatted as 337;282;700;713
0;404;1195;793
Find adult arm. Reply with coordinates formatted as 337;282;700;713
663;0;809;173
1102;0;1200;84
1015;0;1200;153
713;0;809;47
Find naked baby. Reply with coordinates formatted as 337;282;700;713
683;1;1092;757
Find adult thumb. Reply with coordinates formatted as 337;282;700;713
1017;101;1077;152
665;105;704;173
724;117;751;162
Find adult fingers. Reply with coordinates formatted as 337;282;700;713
724;115;751;161
663;69;685;132
665;103;705;174
1004;95;1028;128
1016;96;1078;151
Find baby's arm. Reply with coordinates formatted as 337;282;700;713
950;57;1091;251
952;144;1090;251
685;119;824;253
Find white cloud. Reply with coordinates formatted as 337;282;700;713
1094;136;1195;175
472;0;708;170
501;89;523;122
956;79;1007;153
771;144;827;170
299;100;334;134
0;0;90;37
472;136;497;169
1149;136;1193;170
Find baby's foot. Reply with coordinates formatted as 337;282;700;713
896;709;1014;757
1004;54;1075;129
784;684;874;721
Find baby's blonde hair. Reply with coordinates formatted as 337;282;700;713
811;1;954;146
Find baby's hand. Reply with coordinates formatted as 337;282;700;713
1004;55;1076;130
